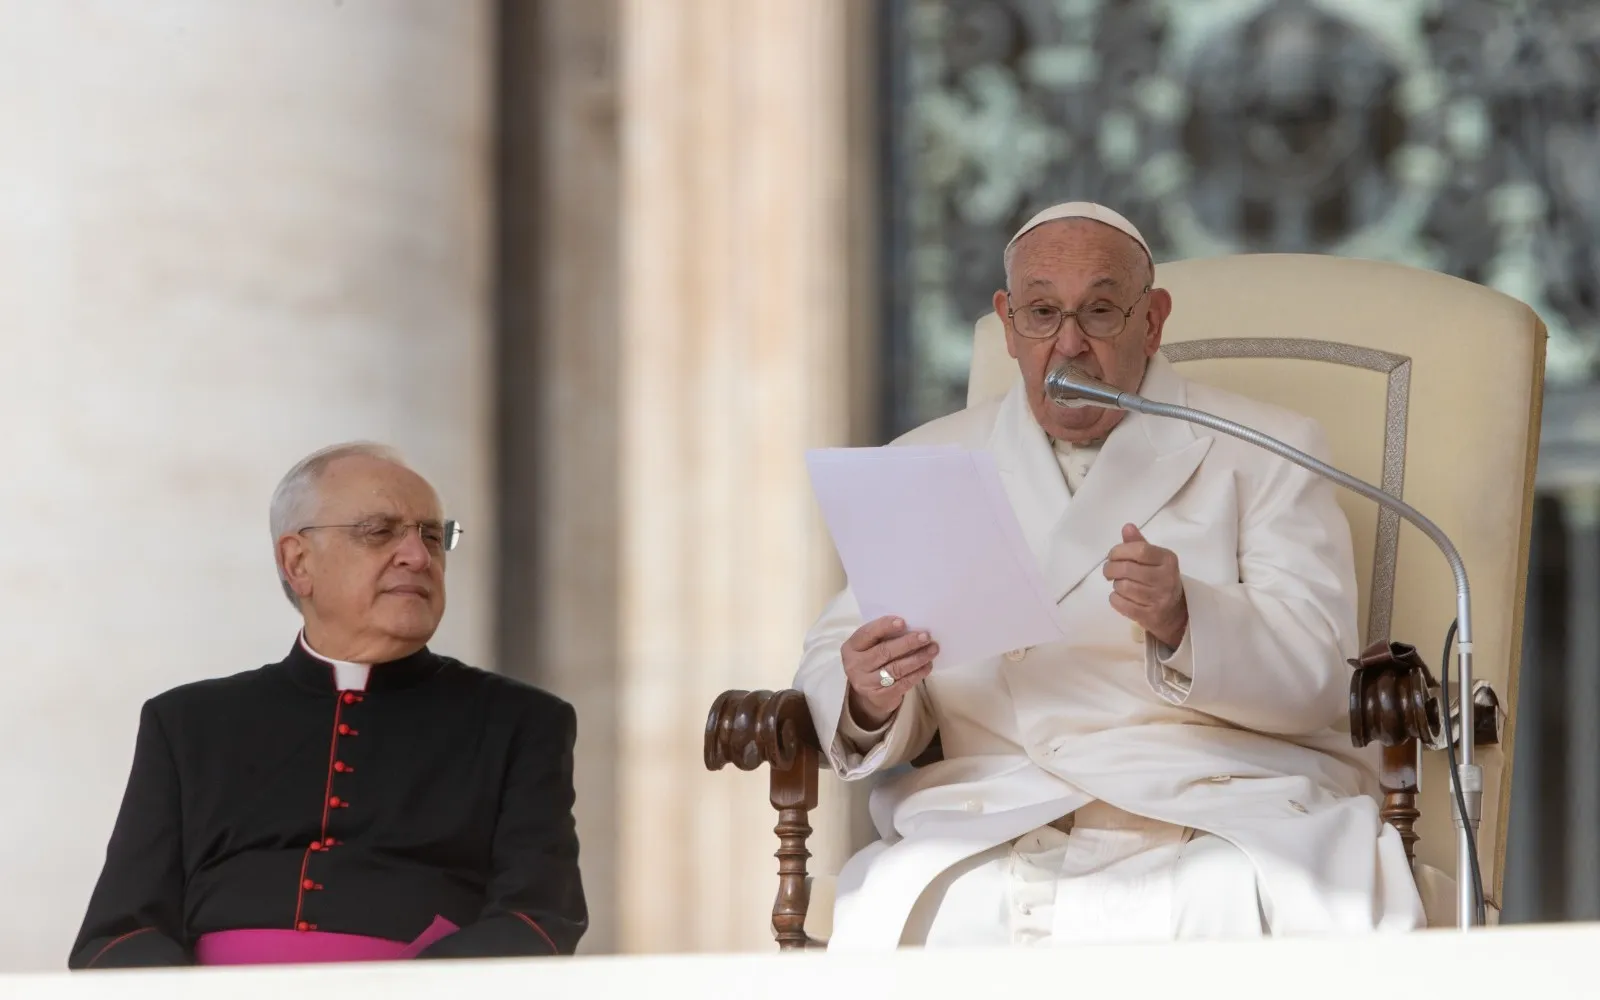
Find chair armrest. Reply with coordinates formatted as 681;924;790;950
704;689;820;773
704;689;821;950
1346;638;1500;870
1348;639;1439;865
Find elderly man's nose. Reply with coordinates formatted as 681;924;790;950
1054;325;1090;357
394;529;433;566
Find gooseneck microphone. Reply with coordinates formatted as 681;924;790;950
1045;360;1484;929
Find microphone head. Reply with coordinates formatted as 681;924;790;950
1044;362;1124;409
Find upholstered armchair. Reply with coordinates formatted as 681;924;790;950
705;254;1546;946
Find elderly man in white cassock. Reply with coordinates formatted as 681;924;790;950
794;202;1426;949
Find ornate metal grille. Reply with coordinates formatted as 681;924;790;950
882;0;1600;436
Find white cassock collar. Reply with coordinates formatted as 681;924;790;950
297;631;371;691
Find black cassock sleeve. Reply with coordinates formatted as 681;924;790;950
69;701;191;969
416;699;587;959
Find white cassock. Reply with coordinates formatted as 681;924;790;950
793;354;1425;950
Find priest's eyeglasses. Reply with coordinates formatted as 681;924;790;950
1007;285;1151;340
299;517;463;554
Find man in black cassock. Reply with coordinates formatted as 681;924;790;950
70;442;586;968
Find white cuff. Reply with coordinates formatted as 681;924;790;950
1146;628;1194;704
1158;630;1192;676
838;696;895;752
830;733;892;780
828;693;897;779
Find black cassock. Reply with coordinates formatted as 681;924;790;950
70;639;586;968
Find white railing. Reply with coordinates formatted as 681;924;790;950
6;923;1599;1000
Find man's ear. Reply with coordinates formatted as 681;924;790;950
993;289;1019;360
278;534;314;602
1143;287;1173;357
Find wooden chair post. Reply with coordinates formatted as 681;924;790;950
1379;743;1421;865
705;688;823;949
770;742;819;949
1349;639;1439;867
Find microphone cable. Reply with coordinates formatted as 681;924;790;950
1440;617;1488;925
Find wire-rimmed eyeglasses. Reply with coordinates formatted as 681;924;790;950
298;517;463;554
1006;285;1151;340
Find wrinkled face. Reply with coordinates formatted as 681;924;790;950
991;219;1172;445
278;456;447;649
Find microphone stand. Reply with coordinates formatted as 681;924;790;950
1046;365;1482;930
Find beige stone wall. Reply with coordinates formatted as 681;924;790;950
0;1;494;971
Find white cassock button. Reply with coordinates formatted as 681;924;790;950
1129;623;1145;644
1004;648;1028;662
963;799;983;813
1289;800;1308;814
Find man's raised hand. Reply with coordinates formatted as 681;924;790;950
1103;523;1188;649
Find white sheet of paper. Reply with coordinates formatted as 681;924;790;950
805;445;1067;668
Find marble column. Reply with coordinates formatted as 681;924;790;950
0;1;494;971
495;0;626;956
615;0;877;954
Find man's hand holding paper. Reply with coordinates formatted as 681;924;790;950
840;616;938;730
804;445;1068;675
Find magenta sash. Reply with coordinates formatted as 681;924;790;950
195;915;458;966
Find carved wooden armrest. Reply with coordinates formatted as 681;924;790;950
1348;639;1501;866
704;689;821;949
1349;639;1438;864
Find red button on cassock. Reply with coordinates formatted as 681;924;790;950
337;724;351;735
324;838;337;847
309;841;323;852
333;761;347;772
297;921;310;932
303;879;316;891
342;692;357;705
329;796;341;807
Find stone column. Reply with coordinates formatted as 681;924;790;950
494;0;626;956
0;2;493;971
614;0;875;954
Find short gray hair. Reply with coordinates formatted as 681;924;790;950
270;441;411;609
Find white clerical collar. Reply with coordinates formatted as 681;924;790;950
1049;436;1103;496
1050;436;1104;455
297;632;371;691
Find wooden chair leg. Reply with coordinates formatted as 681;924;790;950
1380;741;1421;865
770;744;819;949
